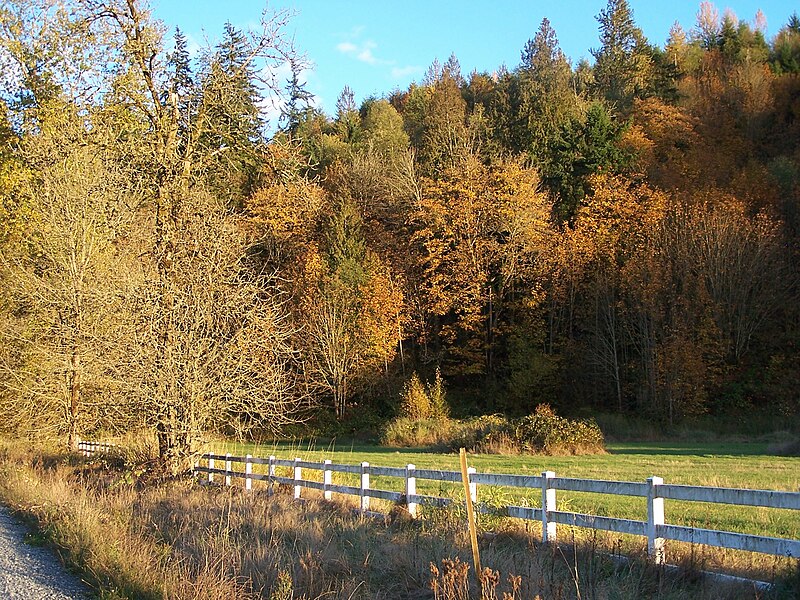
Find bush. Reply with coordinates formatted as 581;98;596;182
381;417;457;448
448;414;510;451
398;369;449;420
509;404;605;455
399;374;432;420
383;405;605;455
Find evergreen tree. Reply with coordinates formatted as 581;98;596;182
164;28;195;139
544;103;634;222
201;22;265;203
281;57;314;135
591;0;653;111
771;13;800;74
334;85;361;145
516;18;577;161
442;52;464;86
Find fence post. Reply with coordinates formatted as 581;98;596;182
323;459;332;501
293;457;302;500
541;471;557;544
268;455;276;496
405;463;417;518
467;466;477;504
208;457;215;485
225;453;232;487
360;462;370;513
245;454;252;491
647;476;665;564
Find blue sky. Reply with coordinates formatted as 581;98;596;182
150;0;797;119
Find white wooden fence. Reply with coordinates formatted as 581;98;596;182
77;440;116;457
193;452;800;565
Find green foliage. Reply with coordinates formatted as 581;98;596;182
591;0;652;110
771;14;800;74
506;331;561;413
360;99;409;155
544;102;635;222
281;57;314;134
325;198;369;286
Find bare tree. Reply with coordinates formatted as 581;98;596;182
0;109;136;447
126;189;306;458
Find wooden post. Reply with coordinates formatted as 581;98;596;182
293;457;302;500
405;463;417;518
647;476;665;564
323;459;332;501
225;453;232;486
360;462;370;513
541;471;556;543
208;457;215;484
245;454;252;491
268;455;276;496
460;449;482;576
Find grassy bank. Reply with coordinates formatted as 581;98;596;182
0;436;797;598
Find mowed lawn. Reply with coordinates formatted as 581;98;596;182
212;439;800;543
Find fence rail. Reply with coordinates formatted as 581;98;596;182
192;452;800;565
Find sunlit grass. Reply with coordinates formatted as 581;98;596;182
210;437;800;580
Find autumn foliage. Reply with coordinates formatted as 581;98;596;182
1;0;799;452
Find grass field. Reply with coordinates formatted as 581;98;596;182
211;438;800;579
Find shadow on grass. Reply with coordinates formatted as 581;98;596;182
607;442;772;457
250;439;776;458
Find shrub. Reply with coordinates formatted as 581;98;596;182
427;368;450;419
380;417;457;448
399;374;432;420
383;406;605;455
398;369;449;421
511;404;605;455
448;414;511;451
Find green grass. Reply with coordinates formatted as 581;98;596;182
210;439;800;549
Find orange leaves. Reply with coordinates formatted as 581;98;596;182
630;98;702;188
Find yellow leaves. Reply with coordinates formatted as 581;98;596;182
412;157;555;373
358;265;405;362
246;178;324;244
575;172;667;262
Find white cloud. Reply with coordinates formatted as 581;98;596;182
357;42;379;65
336;41;358;54
337;38;387;66
391;65;421;79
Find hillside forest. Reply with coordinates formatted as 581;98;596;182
0;0;798;468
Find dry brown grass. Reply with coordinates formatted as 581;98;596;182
0;437;795;599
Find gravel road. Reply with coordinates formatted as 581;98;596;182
0;506;93;599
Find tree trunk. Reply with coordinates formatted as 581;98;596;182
67;346;80;450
